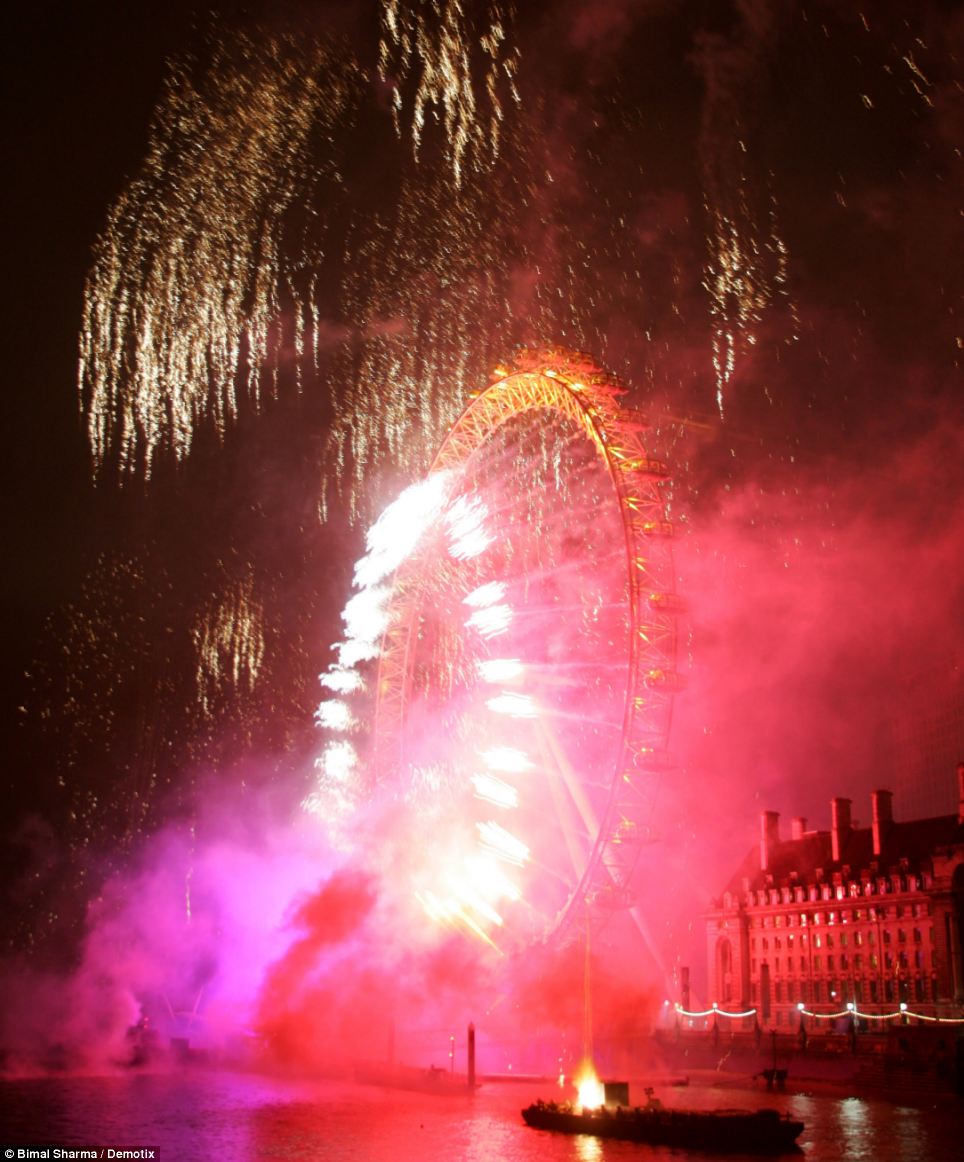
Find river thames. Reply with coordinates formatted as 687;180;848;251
1;1071;961;1162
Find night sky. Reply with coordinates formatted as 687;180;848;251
1;0;961;1025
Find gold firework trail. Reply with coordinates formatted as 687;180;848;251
193;572;266;718
79;28;360;478
379;0;520;185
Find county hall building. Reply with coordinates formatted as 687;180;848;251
704;767;964;1027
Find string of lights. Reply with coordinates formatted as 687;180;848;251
672;1002;964;1024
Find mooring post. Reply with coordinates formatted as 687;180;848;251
467;1022;476;1089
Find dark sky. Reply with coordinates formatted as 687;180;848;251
1;0;961;979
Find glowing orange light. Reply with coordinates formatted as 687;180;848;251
574;1060;605;1109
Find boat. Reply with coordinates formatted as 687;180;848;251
521;1099;804;1154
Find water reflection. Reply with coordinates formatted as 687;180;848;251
0;1074;959;1162
574;1133;602;1162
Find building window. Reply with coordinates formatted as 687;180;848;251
870;979;878;1002
840;953;849;970
854;953;862;970
814;956;822;971
827;955;835;971
913;928;922;943
915;978;925;1002
717;937;734;1003
854;931;863;946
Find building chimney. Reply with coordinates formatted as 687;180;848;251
790;817;807;840
871;789;893;857
957;762;964;825
831;797;852;863
760;810;780;871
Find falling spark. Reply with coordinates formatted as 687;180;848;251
465;854;521;904
342;587;392;645
319;668;364;695
478;658;524;684
354;473;453;588
317;739;357;784
477;820;529;866
80;28;360;478
486;691;537;718
463;581;507;608
466;604;512;638
378;0;519;185
193;573;265;718
446;496;494;559
315;700;355;732
695;5;798;417
471;773;519;809
481;746;532;773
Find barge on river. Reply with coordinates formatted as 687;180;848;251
521;1099;804;1154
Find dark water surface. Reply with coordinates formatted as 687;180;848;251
1;1072;960;1162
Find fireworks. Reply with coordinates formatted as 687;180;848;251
79;28;361;479
379;0;520;185
694;4;798;418
309;351;679;952
31;0;957;984
193;574;265;719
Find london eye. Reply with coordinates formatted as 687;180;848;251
318;348;682;954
